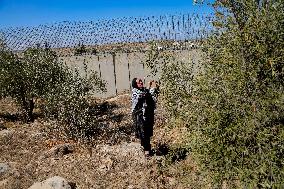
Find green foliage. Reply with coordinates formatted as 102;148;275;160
192;1;284;187
43;59;106;140
146;1;284;188
0;47;66;121
74;43;87;55
0;45;106;140
145;41;197;119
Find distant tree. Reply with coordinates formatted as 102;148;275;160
74;43;87;55
91;48;97;55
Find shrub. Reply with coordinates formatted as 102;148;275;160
43;60;106;140
0;46;67;121
146;1;284;188
0;44;106;140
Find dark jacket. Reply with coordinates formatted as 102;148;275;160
131;87;158;137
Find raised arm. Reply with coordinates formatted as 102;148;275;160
147;80;159;107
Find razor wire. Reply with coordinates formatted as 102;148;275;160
0;13;214;51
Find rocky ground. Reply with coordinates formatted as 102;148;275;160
0;94;200;189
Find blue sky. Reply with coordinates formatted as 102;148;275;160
0;0;212;29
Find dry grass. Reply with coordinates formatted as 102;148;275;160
0;95;202;189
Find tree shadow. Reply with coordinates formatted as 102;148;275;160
68;182;77;189
92;121;134;145
170;147;189;163
155;143;170;156
84;101;135;145
155;143;189;163
0;112;21;122
109;114;124;122
0;112;45;123
0;122;7;130
89;101;118;116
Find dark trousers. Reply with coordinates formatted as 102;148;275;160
132;111;153;151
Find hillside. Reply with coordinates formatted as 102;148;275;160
0;94;198;189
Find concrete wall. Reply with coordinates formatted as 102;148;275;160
60;49;202;98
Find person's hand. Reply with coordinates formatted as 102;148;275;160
154;81;159;89
148;80;158;89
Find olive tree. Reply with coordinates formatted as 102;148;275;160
192;1;284;187
0;45;106;137
0;47;67;121
146;0;283;188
